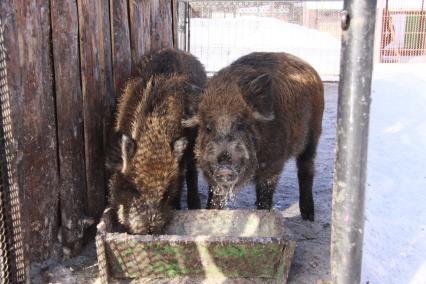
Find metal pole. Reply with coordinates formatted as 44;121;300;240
187;2;191;52
331;0;377;283
177;1;187;51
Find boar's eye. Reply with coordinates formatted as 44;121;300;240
236;121;246;131
205;125;212;133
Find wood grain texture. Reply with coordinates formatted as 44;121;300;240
77;0;114;219
51;0;87;256
1;0;60;261
110;0;132;98
172;0;178;48
129;0;151;69
150;0;174;50
0;0;175;262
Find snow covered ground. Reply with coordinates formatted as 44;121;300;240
362;63;426;284
190;16;341;81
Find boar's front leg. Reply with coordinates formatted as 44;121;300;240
186;155;200;209
186;130;201;209
255;175;279;209
207;186;227;209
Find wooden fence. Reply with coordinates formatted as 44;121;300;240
0;0;175;262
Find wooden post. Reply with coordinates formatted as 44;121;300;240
110;0;132;98
77;0;114;219
150;0;174;50
176;1;187;51
172;0;178;48
129;0;151;69
50;0;87;256
0;0;60;261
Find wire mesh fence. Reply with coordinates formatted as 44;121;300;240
177;0;426;80
379;0;426;63
179;0;344;81
0;19;27;283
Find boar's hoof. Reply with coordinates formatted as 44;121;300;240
300;204;315;222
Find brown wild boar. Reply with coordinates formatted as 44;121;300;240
192;52;324;221
108;49;206;234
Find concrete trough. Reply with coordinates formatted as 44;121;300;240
96;208;296;283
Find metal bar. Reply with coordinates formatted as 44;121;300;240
177;1;187;50
331;0;377;283
187;2;191;51
182;1;189;52
177;0;343;2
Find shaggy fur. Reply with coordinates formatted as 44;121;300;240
194;52;324;221
108;48;206;234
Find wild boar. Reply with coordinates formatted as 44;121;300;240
192;52;324;221
108;49;206;234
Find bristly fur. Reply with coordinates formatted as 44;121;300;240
107;48;207;234
195;52;324;221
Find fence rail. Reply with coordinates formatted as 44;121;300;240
379;9;426;63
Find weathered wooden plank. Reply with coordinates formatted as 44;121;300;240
99;3;115;126
77;0;114;219
1;0;60;261
150;0;174;50
129;0;151;68
172;0;178;48
51;0;87;256
110;0;132;98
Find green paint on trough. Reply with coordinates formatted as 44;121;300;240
214;245;247;258
98;209;296;282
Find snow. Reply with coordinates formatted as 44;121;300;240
362;63;426;284
190;16;341;80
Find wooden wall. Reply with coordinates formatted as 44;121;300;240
0;0;174;262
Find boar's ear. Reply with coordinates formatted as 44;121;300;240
238;73;274;122
121;134;136;174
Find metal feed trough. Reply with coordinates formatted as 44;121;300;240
96;208;296;283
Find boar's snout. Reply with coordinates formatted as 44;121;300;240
214;165;238;185
203;138;251;189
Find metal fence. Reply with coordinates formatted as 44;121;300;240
177;0;426;80
0;19;27;283
378;0;426;63
177;0;344;81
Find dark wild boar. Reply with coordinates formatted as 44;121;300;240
108;49;206;234
192;52;324;221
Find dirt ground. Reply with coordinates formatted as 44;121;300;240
31;83;337;283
